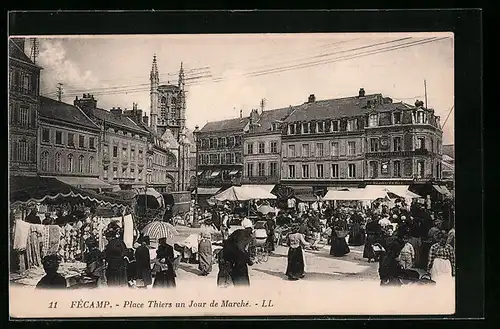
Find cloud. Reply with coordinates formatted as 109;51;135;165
38;39;102;102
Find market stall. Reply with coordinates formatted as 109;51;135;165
9;176;132;288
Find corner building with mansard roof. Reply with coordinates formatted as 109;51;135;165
280;89;444;192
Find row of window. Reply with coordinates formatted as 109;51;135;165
10;103;35;128
105;145;144;162
287;119;358;135
246;141;278;155
199;152;242;165
103;166;144;181
286;141;358;158
246;162;279;177
9;68;39;96
106;128;147;141
10;138;36;163
285;163;358;179
199;135;242;150
40;152;95;174
42;128;96;150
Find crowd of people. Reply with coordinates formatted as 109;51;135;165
33;196;455;289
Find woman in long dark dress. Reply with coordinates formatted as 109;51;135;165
348;212;365;246
104;223;128;287
363;216;381;262
153;237;176;288
378;238;406;286
223;229;253;286
216;247;233;287
84;237;106;287
135;236;153;288
330;219;350;257
285;226;310;280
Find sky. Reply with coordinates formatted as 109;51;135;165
25;33;453;144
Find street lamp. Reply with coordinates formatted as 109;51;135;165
193;125;200;228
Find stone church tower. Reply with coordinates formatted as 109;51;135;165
149;56;193;191
149;56;187;140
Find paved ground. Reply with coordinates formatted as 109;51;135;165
172;225;380;286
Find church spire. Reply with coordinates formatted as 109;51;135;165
150;54;159;132
178;61;185;90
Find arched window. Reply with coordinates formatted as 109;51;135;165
55;153;62;172
67;154;74;172
78;155;84;173
161;96;167;105
88;156;94;173
41;151;49;172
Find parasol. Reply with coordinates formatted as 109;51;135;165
257;205;275;215
141;221;178;244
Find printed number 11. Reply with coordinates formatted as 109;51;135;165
49;302;58;308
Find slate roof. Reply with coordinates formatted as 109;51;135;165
284;94;415;123
200;117;249;133
39;96;100;130
9;39;35;64
250;107;296;134
94;108;149;134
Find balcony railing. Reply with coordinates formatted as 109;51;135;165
242;175;280;184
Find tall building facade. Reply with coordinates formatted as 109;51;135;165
74;94;150;191
9;38;42;176
242;107;294;185
38;96;109;190
197;116;248;188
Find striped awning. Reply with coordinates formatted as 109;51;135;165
210;171;221;178
229;170;240;175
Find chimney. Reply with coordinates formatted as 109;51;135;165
308;94;316;103
74;94;97;117
143;115;149;126
136;109;143;124
415;100;424;108
359;88;366;97
110;107;122;115
240;109;243;119
11;38;26;53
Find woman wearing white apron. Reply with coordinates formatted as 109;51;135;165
427;230;455;284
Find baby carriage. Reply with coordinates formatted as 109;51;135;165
253;221;269;263
371;243;385;261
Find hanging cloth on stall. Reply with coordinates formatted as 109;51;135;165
123;214;134;249
47;225;61;255
13;220;31;250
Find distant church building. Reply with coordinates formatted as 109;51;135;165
149;55;195;192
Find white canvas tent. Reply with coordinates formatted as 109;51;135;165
214;185;277;201
364;185;421;199
323;187;388;201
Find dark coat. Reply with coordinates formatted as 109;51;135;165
104;238;128;287
135;245;152;286
36;273;66;289
153;244;176;288
223;241;252;286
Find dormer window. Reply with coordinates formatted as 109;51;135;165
416;110;425;124
289;124;296;135
347;119;358;131
331;120;339;132
393;111;402;124
368;114;379;127
317;121;324;133
302;122;309;134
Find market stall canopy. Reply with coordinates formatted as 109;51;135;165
192;187;222;195
323;187;388;201
240;184;276;194
10;176;127;207
290;186;319;202
433;185;453;198
55;176;113;190
135;188;165;208
364;185;421;199
214;185;277;201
